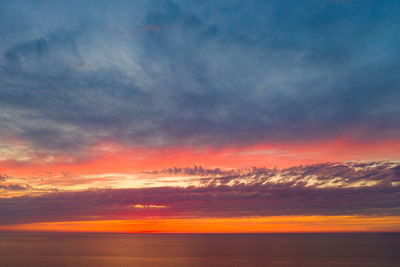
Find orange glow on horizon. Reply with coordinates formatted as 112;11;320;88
1;216;400;233
2;137;400;178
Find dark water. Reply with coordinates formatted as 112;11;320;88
0;232;399;266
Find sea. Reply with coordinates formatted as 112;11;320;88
0;232;399;266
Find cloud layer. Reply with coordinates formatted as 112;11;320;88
1;161;399;225
0;0;399;154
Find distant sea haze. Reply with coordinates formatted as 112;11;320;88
1;232;399;266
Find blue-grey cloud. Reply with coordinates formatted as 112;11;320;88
0;0;399;153
1;161;399;224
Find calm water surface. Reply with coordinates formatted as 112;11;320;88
0;232;399;266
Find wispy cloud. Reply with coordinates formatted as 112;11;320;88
0;174;11;181
0;183;31;191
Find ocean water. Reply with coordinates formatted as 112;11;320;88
0;232;399;266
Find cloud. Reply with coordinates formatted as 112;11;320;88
0;0;399;154
0;183;31;191
0;174;11;181
1;161;399;225
196;161;400;187
146;166;228;176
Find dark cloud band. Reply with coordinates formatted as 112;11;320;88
1;161;399;225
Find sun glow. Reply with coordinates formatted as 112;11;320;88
2;216;400;233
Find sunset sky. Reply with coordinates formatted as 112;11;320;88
0;0;400;233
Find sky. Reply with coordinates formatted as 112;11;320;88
0;0;400;233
